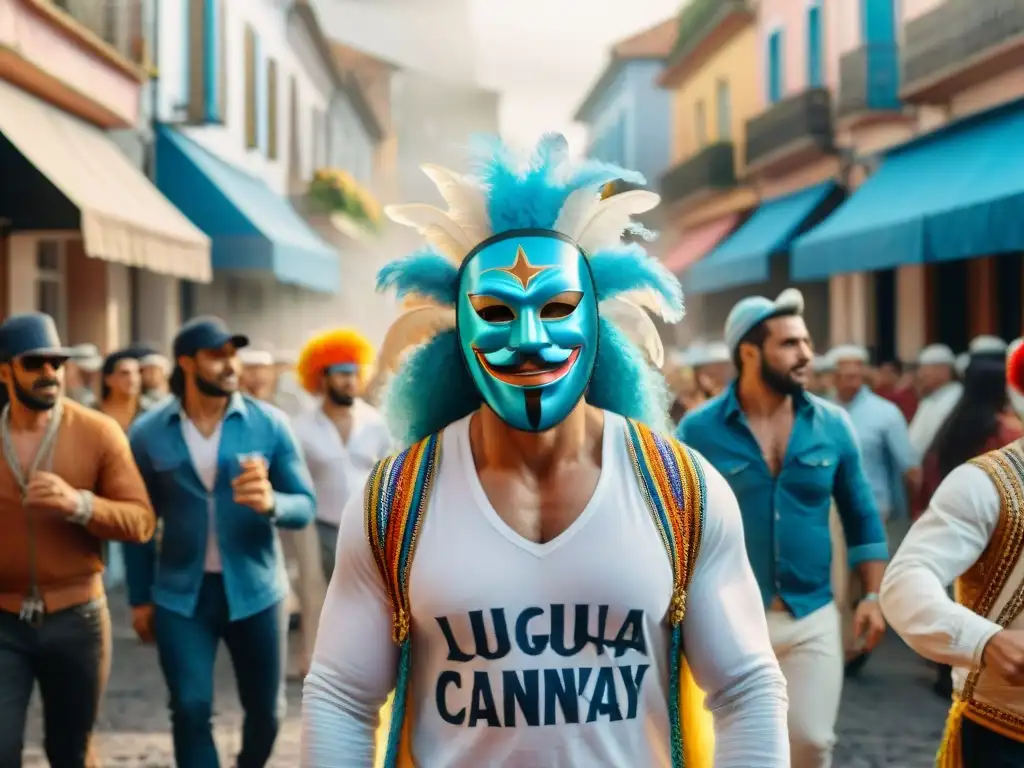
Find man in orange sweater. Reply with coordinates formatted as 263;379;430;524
0;313;155;768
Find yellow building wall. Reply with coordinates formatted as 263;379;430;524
669;24;759;175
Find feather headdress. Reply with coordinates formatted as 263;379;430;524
296;328;375;394
376;133;685;443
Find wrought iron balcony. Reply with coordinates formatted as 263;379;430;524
902;0;1024;101
50;0;148;68
837;43;902;120
658;142;736;206
744;88;835;171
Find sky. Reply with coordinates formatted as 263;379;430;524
469;0;682;152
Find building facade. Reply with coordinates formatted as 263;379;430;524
0;0;211;353
789;0;1024;363
574;19;676;185
151;0;345;351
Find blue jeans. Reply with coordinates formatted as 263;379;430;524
154;574;282;768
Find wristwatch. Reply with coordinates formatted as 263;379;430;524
862;592;879;603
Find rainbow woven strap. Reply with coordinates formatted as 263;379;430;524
624;418;706;768
364;421;705;768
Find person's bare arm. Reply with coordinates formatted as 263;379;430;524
302;487;398;767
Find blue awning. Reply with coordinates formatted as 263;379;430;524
154;126;339;293
684;182;837;294
791;102;1024;280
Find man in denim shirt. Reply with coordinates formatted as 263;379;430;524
124;317;316;768
678;289;888;768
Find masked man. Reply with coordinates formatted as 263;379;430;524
880;340;1024;766
301;134;788;767
678;293;889;768
0;313;155;767
124;316;316;768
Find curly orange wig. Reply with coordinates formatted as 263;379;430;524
297;328;375;394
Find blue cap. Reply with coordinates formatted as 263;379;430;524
0;313;73;361
724;288;805;354
172;316;249;359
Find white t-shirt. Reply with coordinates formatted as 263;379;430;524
302;411;788;767
292;399;393;527
181;417;223;573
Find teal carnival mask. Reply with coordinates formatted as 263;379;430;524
456;230;599;432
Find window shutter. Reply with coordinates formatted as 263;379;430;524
244;26;257;149
185;0;205;122
768;31;783;104
807;4;823;88
267;59;279;160
203;0;223;122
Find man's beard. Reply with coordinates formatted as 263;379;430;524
195;372;233;398
327;386;354;407
13;377;59;411
761;357;805;397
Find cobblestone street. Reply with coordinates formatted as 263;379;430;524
23;593;950;767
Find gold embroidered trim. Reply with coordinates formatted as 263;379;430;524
964;700;1024;744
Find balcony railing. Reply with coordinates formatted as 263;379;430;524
669;0;750;66
658;142;736;205
837;43;902;119
50;0;148;68
745;88;835;170
902;0;1024;98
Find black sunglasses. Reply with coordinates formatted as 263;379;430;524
19;355;68;372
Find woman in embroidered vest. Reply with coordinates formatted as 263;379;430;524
881;340;1024;765
300;134;788;767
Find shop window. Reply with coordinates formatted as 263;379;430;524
35;240;67;339
767;29;783;104
267;59;279;160
716;79;732;141
185;0;227;124
244;26;258;149
807;3;824;87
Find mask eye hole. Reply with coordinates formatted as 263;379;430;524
540;291;583;320
469;295;516;324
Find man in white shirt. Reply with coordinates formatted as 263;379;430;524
880;340;1024;765
301;134;788;767
909;344;963;459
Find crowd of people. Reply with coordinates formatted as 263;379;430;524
2;132;1022;768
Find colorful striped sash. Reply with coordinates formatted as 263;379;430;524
364;419;707;768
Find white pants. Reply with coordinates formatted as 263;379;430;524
766;602;843;768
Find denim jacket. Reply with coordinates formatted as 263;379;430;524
678;384;888;618
124;394;316;621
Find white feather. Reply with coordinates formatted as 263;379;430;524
600;298;666;369
374;305;457;375
616;286;684;324
384;204;476;262
420;164;492;244
576;190;662;254
553;187;602;241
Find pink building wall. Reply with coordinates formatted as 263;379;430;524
756;0;835;105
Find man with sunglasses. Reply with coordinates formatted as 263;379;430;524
124;316;316;768
0;312;156;767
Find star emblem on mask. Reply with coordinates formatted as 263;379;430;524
491;246;550;289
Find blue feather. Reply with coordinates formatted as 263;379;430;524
376;249;460;307
589;245;684;322
589;317;672;434
382;331;481;445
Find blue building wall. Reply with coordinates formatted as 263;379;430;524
581;60;671;186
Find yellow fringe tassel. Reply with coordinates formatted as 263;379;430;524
681;658;716;768
935;699;967;768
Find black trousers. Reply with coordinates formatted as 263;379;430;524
962;716;1024;767
0;598;111;768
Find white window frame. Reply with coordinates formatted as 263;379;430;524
34;237;69;341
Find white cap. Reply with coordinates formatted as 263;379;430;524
811;355;836;373
238;348;275;367
139;353;170;372
917;344;956;366
828;344;869;365
689;341;730;367
955;352;970;377
969;335;1007;355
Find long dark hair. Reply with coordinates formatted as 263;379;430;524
932;357;1008;480
100;350;139;401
